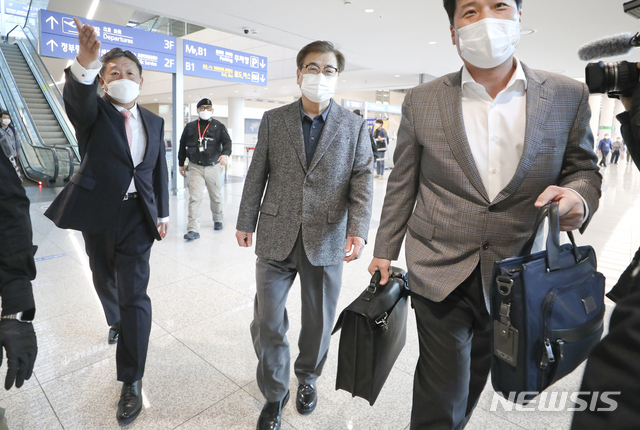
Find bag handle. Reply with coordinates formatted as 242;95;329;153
521;201;581;271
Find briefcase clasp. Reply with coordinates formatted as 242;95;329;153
375;312;389;330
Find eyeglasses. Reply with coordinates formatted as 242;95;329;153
197;106;213;111
302;63;339;77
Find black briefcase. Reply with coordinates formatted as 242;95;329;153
332;268;409;405
490;202;605;404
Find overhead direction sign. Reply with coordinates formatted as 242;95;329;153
4;2;40;17
183;40;267;86
39;9;177;73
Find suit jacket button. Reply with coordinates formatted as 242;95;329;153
482;242;490;250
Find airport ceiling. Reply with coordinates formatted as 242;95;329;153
44;0;639;106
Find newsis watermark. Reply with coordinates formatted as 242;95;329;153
490;391;621;412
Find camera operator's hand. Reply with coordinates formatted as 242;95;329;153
0;319;37;390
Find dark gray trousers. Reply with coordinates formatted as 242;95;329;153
410;266;492;430
251;232;343;403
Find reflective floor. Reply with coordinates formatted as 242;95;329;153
2;157;639;430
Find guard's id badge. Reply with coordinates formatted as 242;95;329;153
493;320;519;367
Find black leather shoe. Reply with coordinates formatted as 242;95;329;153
184;231;200;240
214;222;223;231
296;384;317;415
257;390;289;430
108;323;119;344
117;380;142;422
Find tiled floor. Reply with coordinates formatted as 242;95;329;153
2;158;639;430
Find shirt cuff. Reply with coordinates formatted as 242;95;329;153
564;187;589;224
158;217;169;223
70;57;101;85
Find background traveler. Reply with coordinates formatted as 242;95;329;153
373;119;388;177
178;98;232;239
598;133;612;167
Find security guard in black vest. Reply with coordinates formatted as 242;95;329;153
178;98;232;240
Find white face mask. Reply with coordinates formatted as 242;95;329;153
105;79;141;104
2;119;10;126
456;18;520;69
198;110;213;121
300;73;337;103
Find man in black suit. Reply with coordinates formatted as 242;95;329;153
0;154;38;391
44;18;169;422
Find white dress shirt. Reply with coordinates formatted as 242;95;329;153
69;58;169;223
462;59;527;202
461;58;587;249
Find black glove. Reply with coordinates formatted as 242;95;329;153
0;319;37;389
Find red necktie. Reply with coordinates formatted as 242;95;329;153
121;109;133;149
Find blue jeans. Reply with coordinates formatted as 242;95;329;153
376;158;385;175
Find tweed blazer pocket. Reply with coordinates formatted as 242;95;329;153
70;172;97;190
259;202;279;216
407;213;435;242
328;208;347;224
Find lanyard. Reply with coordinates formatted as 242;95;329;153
198;120;212;143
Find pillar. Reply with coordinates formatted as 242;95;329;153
612;99;625;139
597;96;617;143
171;38;185;194
588;95;602;149
228;97;245;144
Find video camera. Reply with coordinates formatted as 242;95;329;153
583;1;640;97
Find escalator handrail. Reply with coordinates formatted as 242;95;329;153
0;73;59;184
15;39;80;159
6;25;22;41
0;46;52;151
21;26;68;110
58;146;75;181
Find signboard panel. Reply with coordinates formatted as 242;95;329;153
367;102;402;114
342;99;365;110
183;40;267;86
39;9;176;73
4;1;40;17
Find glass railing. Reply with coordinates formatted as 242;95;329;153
0;78;59;184
0;44;60;184
16;31;80;161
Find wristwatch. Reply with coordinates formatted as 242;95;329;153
1;312;32;323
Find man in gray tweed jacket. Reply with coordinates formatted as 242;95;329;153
369;0;602;429
236;41;373;430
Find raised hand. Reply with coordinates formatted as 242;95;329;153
73;17;101;69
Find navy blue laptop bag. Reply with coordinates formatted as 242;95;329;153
490;202;605;404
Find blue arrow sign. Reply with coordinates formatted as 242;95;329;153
183;40;267;86
39;10;176;73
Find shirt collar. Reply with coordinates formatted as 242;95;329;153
113;103;139;120
299;98;333;122
461;57;527;92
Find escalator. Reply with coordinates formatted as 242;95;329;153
0;31;79;187
2;44;69;148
